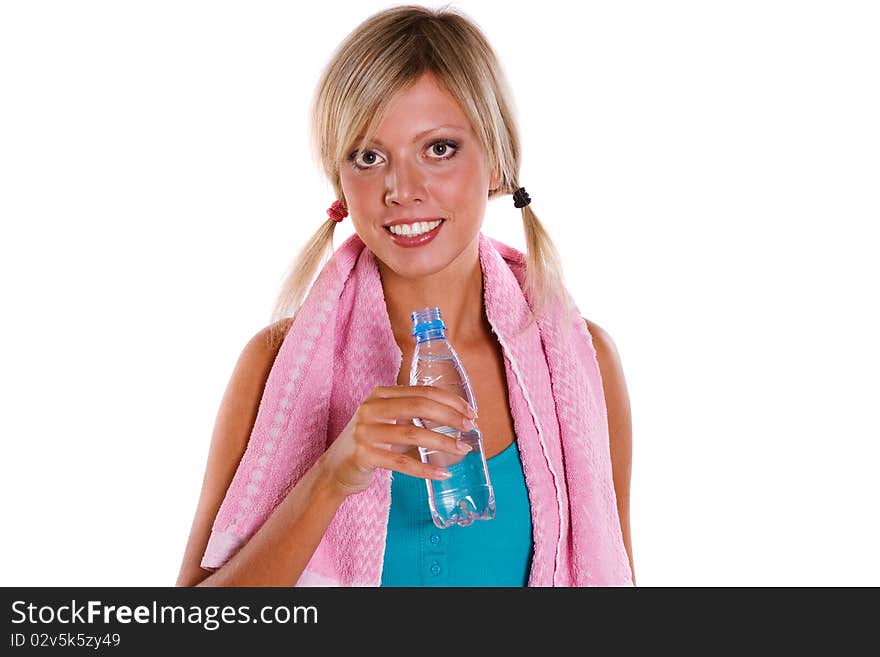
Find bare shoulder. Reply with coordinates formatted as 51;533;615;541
583;318;635;583
255;316;297;355
231;316;296;401
175;313;297;586
584;318;621;363
582;317;630;412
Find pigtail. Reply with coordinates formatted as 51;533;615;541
518;198;580;344
267;219;339;347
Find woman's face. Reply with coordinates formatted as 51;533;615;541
339;71;499;279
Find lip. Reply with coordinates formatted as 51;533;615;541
384;219;444;248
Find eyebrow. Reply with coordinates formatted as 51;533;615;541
357;124;468;148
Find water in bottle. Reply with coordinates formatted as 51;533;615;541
409;307;496;528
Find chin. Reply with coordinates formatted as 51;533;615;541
381;251;455;280
376;241;461;280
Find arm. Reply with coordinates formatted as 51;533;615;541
585;319;636;586
175;316;345;587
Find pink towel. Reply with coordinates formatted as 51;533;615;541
201;231;633;586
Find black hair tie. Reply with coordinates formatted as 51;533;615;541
513;186;531;209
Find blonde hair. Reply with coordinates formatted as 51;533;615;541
268;4;578;347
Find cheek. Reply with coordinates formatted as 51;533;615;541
339;171;377;210
438;160;488;207
339;169;360;195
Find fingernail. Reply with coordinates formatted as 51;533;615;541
466;406;477;419
435;469;452;479
456;440;472;453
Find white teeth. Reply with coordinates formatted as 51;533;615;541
388;219;442;236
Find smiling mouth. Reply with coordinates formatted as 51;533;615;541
383;218;446;234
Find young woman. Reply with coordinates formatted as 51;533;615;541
176;5;635;587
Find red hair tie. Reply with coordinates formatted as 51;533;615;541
327;200;348;223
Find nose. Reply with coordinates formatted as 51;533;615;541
384;158;426;206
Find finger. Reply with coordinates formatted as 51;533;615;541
364;445;453;481
387;422;473;455
373;385;476;419
370;396;476;434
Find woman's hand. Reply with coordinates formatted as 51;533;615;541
317;385;477;498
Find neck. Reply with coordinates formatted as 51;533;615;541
378;238;487;351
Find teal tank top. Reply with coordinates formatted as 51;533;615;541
380;440;534;586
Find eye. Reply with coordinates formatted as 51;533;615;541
348;149;385;170
428;139;459;160
347;139;460;171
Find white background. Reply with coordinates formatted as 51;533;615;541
1;0;877;587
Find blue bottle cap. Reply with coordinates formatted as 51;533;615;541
411;307;446;337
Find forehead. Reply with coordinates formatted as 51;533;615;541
370;73;472;139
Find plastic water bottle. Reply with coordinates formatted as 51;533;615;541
409;307;496;528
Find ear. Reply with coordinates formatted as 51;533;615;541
488;165;502;193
